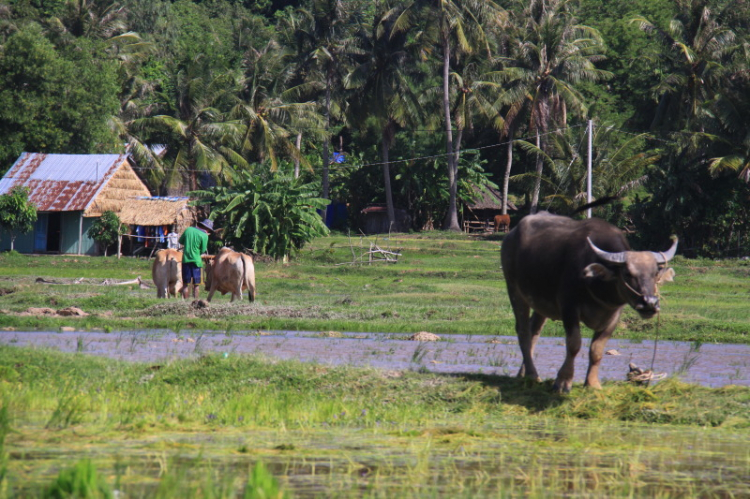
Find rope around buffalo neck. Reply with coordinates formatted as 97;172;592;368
644;277;667;387
628;271;664;387
646;311;661;388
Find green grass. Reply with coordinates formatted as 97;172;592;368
1;347;749;497
0;233;748;344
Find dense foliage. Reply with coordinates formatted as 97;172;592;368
2;0;750;255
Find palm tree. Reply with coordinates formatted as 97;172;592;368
345;3;422;228
516;124;659;213
492;0;609;213
288;0;363;200
393;0;505;231
48;0;128;39
129;62;248;194
709;72;750;181
633;0;738;133
233;39;322;173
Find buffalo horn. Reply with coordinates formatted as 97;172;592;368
587;238;627;264
652;237;678;264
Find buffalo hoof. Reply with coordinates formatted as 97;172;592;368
517;365;541;381
553;380;572;393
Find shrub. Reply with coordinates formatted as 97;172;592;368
86;211;127;256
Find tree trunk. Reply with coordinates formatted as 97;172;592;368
381;132;396;230
530;129;543;214
502;127;514;216
322;68;332;200
10;235;15;252
189;162;198;192
294;132;302;179
441;36;461;231
454;127;464;174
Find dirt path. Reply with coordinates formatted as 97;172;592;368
1;330;748;387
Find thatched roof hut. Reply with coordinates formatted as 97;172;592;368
118;196;195;234
0;153;152;254
462;185;517;232
465;184;517;213
85;161;153;217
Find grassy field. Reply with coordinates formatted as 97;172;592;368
0;231;749;343
1;347;749;497
1;232;750;497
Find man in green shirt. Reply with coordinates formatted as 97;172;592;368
179;218;213;299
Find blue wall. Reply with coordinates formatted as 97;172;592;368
0;212;97;254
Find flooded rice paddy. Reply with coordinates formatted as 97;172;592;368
8;421;750;497
1;329;748;387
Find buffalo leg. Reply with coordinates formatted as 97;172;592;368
509;294;532;378
513;303;545;381
555;317;582;393
585;316;619;389
526;312;546;377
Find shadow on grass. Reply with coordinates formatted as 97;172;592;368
479;232;507;243
446;371;567;412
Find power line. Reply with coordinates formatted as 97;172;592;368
1;123;689;179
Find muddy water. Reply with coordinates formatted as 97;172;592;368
1;330;748;387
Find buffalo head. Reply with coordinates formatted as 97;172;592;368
584;237;678;319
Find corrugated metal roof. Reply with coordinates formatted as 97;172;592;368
0;152;128;212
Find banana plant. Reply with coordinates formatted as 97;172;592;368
193;167;330;262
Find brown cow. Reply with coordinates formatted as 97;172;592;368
494;214;511;233
152;249;183;298
203;247;256;302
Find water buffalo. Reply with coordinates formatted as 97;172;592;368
151;249;183;298
501;212;677;392
203;247;256;302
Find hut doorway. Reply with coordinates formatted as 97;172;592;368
33;213;61;253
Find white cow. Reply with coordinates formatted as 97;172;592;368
152;249;183;298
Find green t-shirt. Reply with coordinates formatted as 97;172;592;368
179;226;208;266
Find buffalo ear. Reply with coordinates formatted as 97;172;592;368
583;263;616;281
657;267;675;284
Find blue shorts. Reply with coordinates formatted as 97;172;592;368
182;262;202;284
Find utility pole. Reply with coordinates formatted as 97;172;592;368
587;119;593;218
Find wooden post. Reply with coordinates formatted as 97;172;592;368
78;212;83;255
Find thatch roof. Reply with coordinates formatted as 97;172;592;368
118;197;195;232
466;185;516;211
85;161;152;217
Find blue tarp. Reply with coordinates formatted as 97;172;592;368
324;202;348;229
